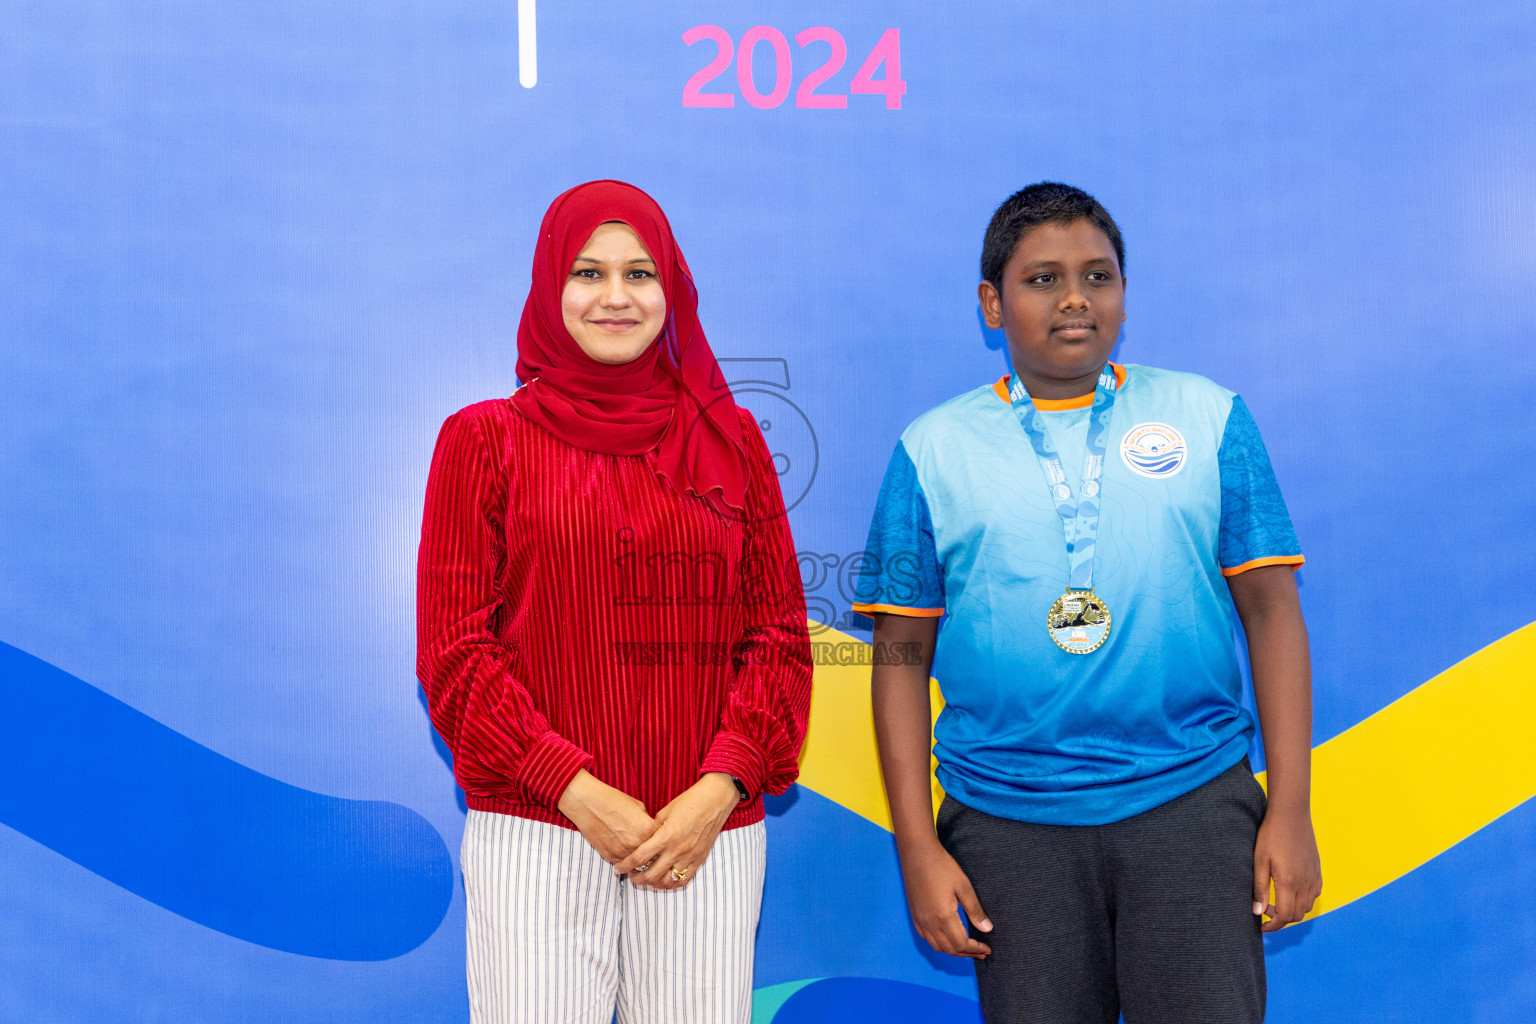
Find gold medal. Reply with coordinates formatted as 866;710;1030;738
1047;589;1112;655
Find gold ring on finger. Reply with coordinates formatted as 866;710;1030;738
668;866;689;883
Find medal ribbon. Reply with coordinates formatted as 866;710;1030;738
1008;366;1120;592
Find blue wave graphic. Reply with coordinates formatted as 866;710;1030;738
0;642;453;960
1123;444;1186;475
772;977;982;1023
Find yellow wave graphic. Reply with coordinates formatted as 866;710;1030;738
797;621;1536;920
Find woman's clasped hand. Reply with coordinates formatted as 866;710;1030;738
558;769;743;890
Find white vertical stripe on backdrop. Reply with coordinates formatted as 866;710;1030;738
517;0;537;88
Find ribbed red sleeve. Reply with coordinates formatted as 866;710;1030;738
416;409;593;811
698;413;813;799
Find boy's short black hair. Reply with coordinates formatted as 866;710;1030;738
980;183;1125;290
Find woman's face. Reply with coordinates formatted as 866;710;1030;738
561;222;667;365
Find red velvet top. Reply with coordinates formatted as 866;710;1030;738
416;397;812;832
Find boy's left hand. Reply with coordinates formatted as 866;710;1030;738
1253;805;1322;932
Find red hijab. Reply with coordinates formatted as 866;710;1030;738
512;180;750;517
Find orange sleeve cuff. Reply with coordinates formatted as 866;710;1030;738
851;603;945;617
1220;554;1305;577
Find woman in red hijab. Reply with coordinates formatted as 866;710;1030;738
416;181;812;1024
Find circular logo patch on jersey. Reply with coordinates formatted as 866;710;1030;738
1120;423;1188;478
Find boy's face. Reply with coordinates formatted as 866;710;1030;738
979;218;1125;393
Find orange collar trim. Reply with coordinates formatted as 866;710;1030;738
992;363;1127;410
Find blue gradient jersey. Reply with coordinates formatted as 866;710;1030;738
853;364;1303;825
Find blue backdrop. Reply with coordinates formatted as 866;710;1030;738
3;2;1534;1020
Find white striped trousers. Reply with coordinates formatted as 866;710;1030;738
462;810;767;1024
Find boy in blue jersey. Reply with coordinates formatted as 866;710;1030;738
857;183;1322;1023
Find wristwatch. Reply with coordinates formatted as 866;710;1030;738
728;775;750;802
